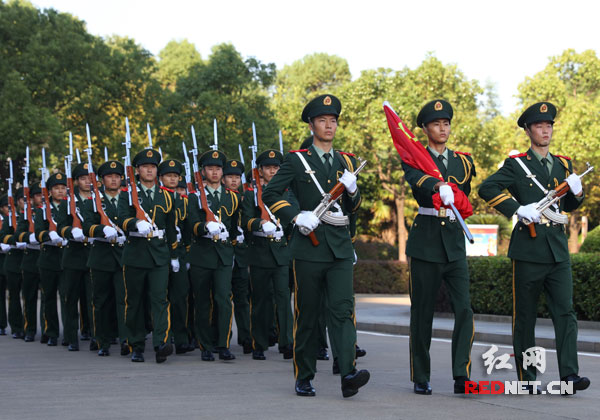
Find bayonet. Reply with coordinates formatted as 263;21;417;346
210;119;218;151
147;123;153;149
279;130;284;154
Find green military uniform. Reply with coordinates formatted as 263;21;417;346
0;210;8;335
35;173;67;344
478;102;585;384
81;160;128;355
187;150;239;359
117;149;178;362
0;191;25;338
19;182;43;341
223;160;252;353
56;163;94;349
402;100;476;390
158;159;193;353
241;150;293;359
262;94;365;393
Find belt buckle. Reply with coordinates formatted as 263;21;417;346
438;207;446;218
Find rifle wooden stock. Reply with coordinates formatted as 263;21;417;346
23;186;34;233
66;176;82;229
306;179;349;247
7;195;17;229
41;187;57;232
252;167;270;221
126;165;148;221
193;170;217;223
89;170;111;226
527;180;570;239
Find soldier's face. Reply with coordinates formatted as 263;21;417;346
51;185;67;201
77;174;91;192
160;173;179;188
176;187;187;196
223;174;241;190
0;205;7;217
18;197;24;210
102;173;121;192
310;115;338;143
138;164;157;183
526;121;553;147
259;165;279;184
203;165;223;184
423;119;451;144
32;193;43;207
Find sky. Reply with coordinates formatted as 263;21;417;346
31;0;600;115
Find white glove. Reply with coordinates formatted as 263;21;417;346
236;233;245;243
175;226;182;242
339;170;358;194
0;243;10;253
29;233;38;245
517;203;541;223
171;258;180;273
71;227;85;242
296;211;319;232
103;226;118;241
49;231;62;245
16;242;27;250
62;239;68;246
439;184;455;206
218;224;229;240
136;220;152;236
117;235;126;245
566;173;582;196
262;221;277;235
186;262;190;270
206;221;221;236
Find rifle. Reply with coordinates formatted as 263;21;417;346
86;124;113;230
40;148;57;232
23;147;34;233
146;123;153;149
190;125;217;224
521;163;594;238
6;159;17;229
65;132;82;229
238;144;247;185
278;130;284;155
104;147;109;162
182;142;195;193
249;123;270;221
211;119;218;151
123;117;153;226
298;158;368;247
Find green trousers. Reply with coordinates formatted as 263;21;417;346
6;270;24;334
61;268;89;344
123;264;170;352
409;257;474;383
249;265;293;352
91;268;128;350
292;258;356;380
22;270;41;336
0;273;6;329
39;269;61;338
168;266;190;346
190;264;233;351
513;260;578;380
232;262;251;347
79;272;93;336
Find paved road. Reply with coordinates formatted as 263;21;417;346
1;327;598;420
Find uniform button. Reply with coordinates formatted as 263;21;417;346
441;221;445;226
327;180;331;184
519;227;522;231
529;183;533;187
546;223;550;227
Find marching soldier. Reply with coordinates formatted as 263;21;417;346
158;159;194;355
241;150;293;360
35;172;67;347
478;102;590;394
187;150;239;361
222;159;252;354
81;160;129;356
0;188;25;339
117;148;178;363
401;100;476;395
0;196;7;336
262;94;369;398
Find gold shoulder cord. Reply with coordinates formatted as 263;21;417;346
448;154;472;185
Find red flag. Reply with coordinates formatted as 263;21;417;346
383;101;473;219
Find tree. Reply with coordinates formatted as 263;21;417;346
156;40;202;91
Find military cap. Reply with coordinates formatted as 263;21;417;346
47;172;67;189
517;102;556;128
177;175;186;190
72;162;94;179
158;159;183;176
416;99;453;127
30;182;42;196
98;160;124;178
200;150;227;167
0;194;7;206
16;187;24;200
132;148;161;167
223;160;245;176
257;149;283;167
301;94;342;123
245;169;253;183
299;136;313;150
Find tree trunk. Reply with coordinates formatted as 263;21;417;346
568;212;581;253
396;177;407;263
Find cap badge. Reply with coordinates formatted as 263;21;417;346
323;96;332;106
434;101;443;111
212;151;219;159
110;162;117;168
231;161;238;167
540;103;548;113
83;163;88;169
56;174;62;180
169;160;175;167
269;151;276;158
146;151;153;158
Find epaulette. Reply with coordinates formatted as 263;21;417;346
338;151;356;157
509;152;528;158
226;188;239;194
455;151;471;156
160;186;174;193
289;149;308;153
554;154;571;160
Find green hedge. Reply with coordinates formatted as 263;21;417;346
354;253;600;321
580;225;600;253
